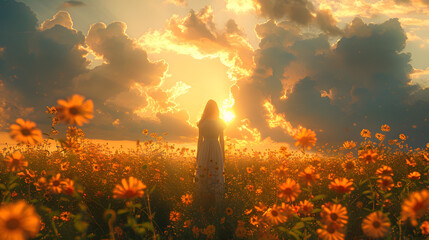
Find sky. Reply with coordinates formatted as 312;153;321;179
0;0;428;148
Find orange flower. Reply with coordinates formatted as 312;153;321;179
235;225;247;238
342;141;356;149
401;190;429;226
9;119;43;145
56;94;94;126
399;134;407;141
329;178;354;194
362;211;391;239
278;179;301;202
274;165;288;177
376;166;393;177
298;166;320;186
181;194;193;206
375;133;385;141
293;128;317;150
408;171;421;180
61;179;75;196
226;208;233;216
0;201;41;240
342;160;356;171
421;221;429;235
361;129;371;138
381;124;390;132
299;200;314;215
113;177;146;199
321;204;348;227
169;211;180;222
317;223;345;240
4;152;28;172
359;149;378;164
48;173;63;194
255;202;267;212
377;176;394;191
263;204;287;225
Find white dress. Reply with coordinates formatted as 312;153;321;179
195;119;226;208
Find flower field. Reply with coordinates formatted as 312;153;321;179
1;95;429;239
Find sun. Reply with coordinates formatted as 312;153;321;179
222;110;236;123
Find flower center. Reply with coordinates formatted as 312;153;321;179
5;217;20;230
69;107;79;115
373;220;381;228
21;128;31;136
271;210;278;217
330;213;338;221
53;180;60;186
284;188;293;195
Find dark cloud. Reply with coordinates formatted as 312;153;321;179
59;1;86;9
231;18;429;147
315;9;342;36
255;0;315;25
0;0;196;141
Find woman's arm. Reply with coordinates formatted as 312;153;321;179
220;130;225;163
196;129;203;160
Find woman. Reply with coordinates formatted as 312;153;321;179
194;99;226;212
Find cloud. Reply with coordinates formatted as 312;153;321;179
41;11;73;30
140;6;255;81
59;1;86;9
165;0;186;7
0;1;197;141
230;18;429;147
315;9;342;36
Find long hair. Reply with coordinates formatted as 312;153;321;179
198;99;219;126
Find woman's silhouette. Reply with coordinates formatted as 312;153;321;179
194;100;226;213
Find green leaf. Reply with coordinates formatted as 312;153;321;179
8;183;18;190
311;194;326;202
278;226;288;232
141;222;155;232
293;222;305;229
362;190;372;195
311;208;321;214
149;185;156;195
287;230;301;240
359;179;369;186
117;209;129;215
0;183;6;190
301;217;315;222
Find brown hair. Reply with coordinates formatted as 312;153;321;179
198;99;219;126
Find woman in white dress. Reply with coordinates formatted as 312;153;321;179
195;100;226;213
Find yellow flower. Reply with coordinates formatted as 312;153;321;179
421;221;429;235
0;201;41;240
4;152;28;172
56;94;93;126
381;124;390;132
169;211;180;222
235;225;247;238
317;223;345;240
361;211;391;239
9;119;43;145
342;160;356;171
342;141;356;149
181;194;193;206
321;204;348;227
113;177;146;199
226;208;233;216
263;204;287;225
375;133;385;141
298;200;314;215
278;178;301;202
203;224;215;238
48;173;63;194
329;178;354;194
298;166;320;186
377;176;394;191
293;128;317;150
359;149;378;164
361;129;371;138
376;166;393;177
399;134;407;141
408;171;421;180
401;190;429;226
61;179;75;196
